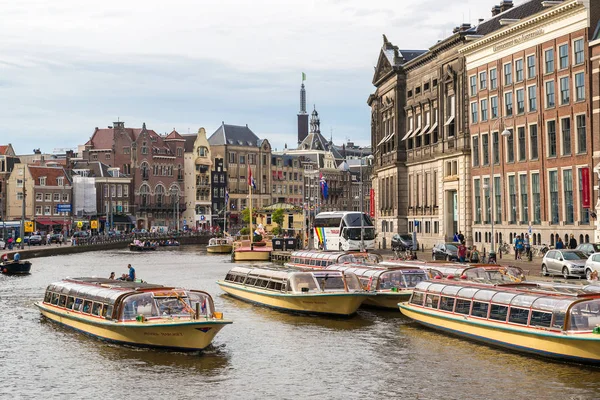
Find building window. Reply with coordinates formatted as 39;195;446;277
490;96;498;119
482;134;489;166
560;77;570;105
239;155;246;165
45;193;52;202
515;59;523;82
529;124;538;160
36;193;43;201
53;193;60;201
483;177;491;223
62;193;69;202
519;174;528;223
563;169;574;224
561;117;571;156
516;89;524;114
490;68;497;90
39;177;46;186
124;186;129;197
16;192;23;201
527;55;536;79
470;75;477;96
518;127;526;161
105;153;111;160
545;81;555;108
123;147;130;154
44;205;51;215
549;170;559;224
504;92;513;116
547;120;556;157
472;136;479;167
545;48;554;73
575;72;585;101
35;206;42;215
474;179;481;223
177;148;183;157
229;152;236;164
506;130;514;163
559;44;569;69
528;85;536;111
504;63;512;85
492;131;499;164
508;175;517;223
576;115;586;154
480;99;488;122
479;71;487;90
574;39;584;65
579;168;590;224
470;102;478;123
494;176;501;223
532;173;540;224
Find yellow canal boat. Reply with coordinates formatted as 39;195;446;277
206;236;233;254
217;266;369;316
326;264;428;309
36;277;232;351
285;250;382;269
399;280;600;365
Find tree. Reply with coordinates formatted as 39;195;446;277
272;209;284;230
241;208;256;224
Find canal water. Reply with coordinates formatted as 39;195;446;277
1;247;599;400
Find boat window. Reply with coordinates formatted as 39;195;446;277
530;311;552;328
58;295;67;308
102;305;109;318
410;292;424;306
490;292;518;305
344;273;362;291
225;273;234;281
66;296;75;309
440;296;455;311
289;273;319;292
456;287;479;299
82;300;92;314
155;296;191;317
92;302;102;316
105;305;113;319
260;279;269;288
51;293;60;305
74;298;83;311
403;272;427;288
531;297;572;314
246;278;257;286
379;271;405;289
426;283;446;294
44;291;52;303
425;294;440;309
489;304;508;321
317;274;346;291
454;299;471;315
188;292;212;317
508;308;529;325
473;290;497;302
441;286;461;296
471;301;489;318
568;300;600;331
510;294;539;308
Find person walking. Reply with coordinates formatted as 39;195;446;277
555;237;564;249
458;241;467;263
569;234;577;249
469;246;480;263
515;236;524;260
524;234;531;261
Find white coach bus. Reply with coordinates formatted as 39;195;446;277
313;211;376;251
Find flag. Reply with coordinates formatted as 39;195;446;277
320;172;328;199
302;72;306;81
248;164;256;189
225;188;229;205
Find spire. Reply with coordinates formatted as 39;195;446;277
300;83;307;114
310;105;320;135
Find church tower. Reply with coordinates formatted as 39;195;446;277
310;106;320;135
297;81;309;144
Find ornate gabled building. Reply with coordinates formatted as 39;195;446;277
368;36;426;249
182;128;212;230
0;144;19;223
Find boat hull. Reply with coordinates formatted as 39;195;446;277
217;281;367;316
207;245;233;254
363;292;411;309
232;249;271;261
36;302;231;351
399;303;600;365
129;245;157;252
1;261;32;275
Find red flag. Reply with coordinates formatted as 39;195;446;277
582;167;590;208
248;164;256;189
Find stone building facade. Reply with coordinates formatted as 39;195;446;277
183;128;212;229
0;144;19;223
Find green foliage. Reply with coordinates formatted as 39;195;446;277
272;226;281;236
241;208;256;224
272;209;284;228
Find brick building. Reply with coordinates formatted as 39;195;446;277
182;128;212;229
462;0;599;250
82;122;186;230
0;144;19;223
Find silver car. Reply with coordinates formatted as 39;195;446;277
584;253;600;280
541;250;587;279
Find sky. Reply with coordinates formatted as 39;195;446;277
0;0;514;154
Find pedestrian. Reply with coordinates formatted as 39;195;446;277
569;234;577;249
524;234;531;261
515;236;523;260
458;232;465;243
469;246;480;263
458;241;467;263
555;237;564;249
47;233;51;245
453;232;459;242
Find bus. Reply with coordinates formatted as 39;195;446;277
313;211;376;251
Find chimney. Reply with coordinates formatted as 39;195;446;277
460;23;472;32
499;1;513;13
491;5;501;16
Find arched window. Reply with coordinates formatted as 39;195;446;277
580;234;584;245
537;233;541;245
139;184;150;207
155;185;165;207
564;234;569;244
585;234;590;244
550;234;554;246
141;162;149;180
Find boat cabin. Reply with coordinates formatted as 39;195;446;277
325;264;428;291
43;278;215;322
288;250;382;269
409;281;600;332
223;266;363;293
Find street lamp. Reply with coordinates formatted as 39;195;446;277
487;119;511;258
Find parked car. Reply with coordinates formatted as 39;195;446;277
575;243;600;257
49;233;64;243
432;242;460;261
541;250;587;279
28;234;43;246
391;234;418;251
584;253;600;280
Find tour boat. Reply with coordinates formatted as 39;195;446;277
326;264;429;309
129;243;158;251
206;236;233;254
399;280;600;365
285;250;382;270
36;277;232;351
1;260;32;275
217;266;369;316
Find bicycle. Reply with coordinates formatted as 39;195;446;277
498;242;511;255
531;244;550;258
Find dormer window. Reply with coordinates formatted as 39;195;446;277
40;177;46;186
57;177;64;186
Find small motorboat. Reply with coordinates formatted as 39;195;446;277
207;236;233;254
1;260;32;275
159;240;180;247
129;243;158;252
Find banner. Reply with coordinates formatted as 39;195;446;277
369;189;375;217
582;167;591;208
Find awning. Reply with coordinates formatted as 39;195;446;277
272;171;277;180
409;126;421;139
112;215;133;224
418;124;429;136
36;219;65;226
444;115;455;126
428;121;438;133
401;130;413;141
278;171;283;180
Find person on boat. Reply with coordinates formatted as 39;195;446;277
128;264;136;281
13;252;21;262
109;272;115;280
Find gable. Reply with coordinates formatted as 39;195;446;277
373;50;394;85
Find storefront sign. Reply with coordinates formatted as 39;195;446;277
493;29;545;52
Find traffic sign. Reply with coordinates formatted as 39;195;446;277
77;221;83;228
24;221;34;233
90;220;98;229
56;204;72;212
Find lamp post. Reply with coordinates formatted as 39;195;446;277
486;118;512;257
